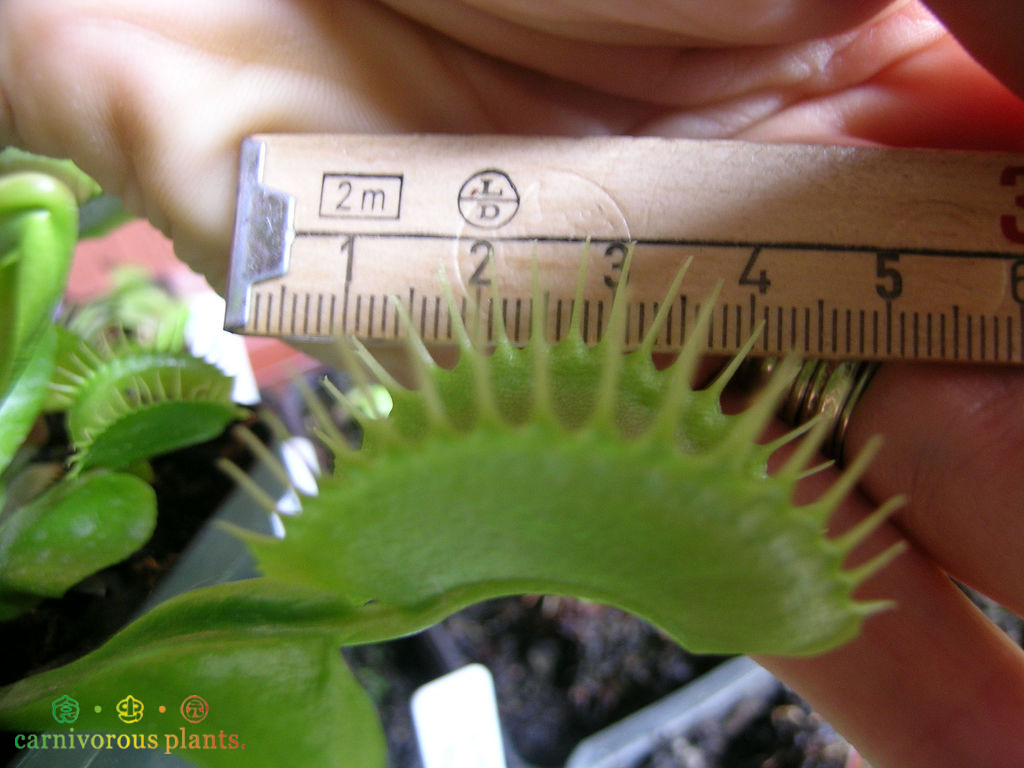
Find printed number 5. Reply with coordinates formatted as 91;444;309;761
875;252;902;301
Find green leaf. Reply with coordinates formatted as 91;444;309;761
246;259;902;657
74;400;243;471
0;148;102;207
0;325;56;478
0;471;156;607
41;325;86;411
63;266;189;351
0;580;387;768
0;170;78;395
56;345;242;471
77;194;133;239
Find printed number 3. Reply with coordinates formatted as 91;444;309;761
1001;166;1024;244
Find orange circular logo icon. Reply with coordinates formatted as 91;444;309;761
180;695;209;724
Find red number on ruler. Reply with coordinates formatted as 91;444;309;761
1001;166;1024;244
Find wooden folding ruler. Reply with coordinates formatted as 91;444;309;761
227;134;1024;364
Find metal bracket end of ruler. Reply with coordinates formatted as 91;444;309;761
225;137;295;331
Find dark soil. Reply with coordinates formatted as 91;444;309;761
343;596;725;768
637;688;856;768
342;595;868;768
444;597;724;767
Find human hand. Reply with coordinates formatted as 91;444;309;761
3;1;1024;765
2;0;1022;289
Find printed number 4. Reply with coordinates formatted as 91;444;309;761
739;248;771;294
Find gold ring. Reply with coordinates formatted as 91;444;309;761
739;359;879;466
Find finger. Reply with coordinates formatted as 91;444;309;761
0;0;499;289
385;0;896;47
845;364;1024;618
924;0;1024;98
756;463;1024;766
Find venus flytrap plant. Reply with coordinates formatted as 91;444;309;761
0;150;242;618
243;254;904;656
0;245;903;768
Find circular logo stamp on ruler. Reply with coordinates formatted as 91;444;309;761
458;170;519;228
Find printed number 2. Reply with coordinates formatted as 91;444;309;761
468;240;493;286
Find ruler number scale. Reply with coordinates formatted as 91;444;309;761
227;134;1024;364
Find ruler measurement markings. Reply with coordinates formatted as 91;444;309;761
405;287;414;338
232;137;1024;363
1012;315;1018;361
1009;315;1015;361
279;285;287;337
1020;305;1024;361
953;306;960;359
858;310;865;357
283;275;1020;358
817;301;824;355
678;296;686;345
898;310;903;359
870;310;877;357
252;293;262;335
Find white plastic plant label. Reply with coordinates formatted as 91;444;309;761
412;664;507;768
